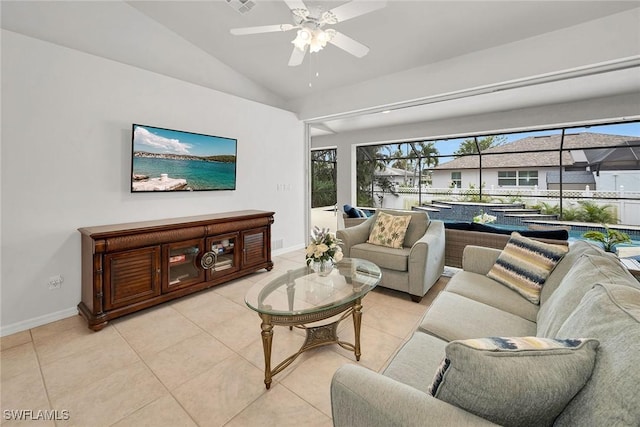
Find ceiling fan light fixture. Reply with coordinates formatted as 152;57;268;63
233;0;386;66
309;39;322;53
293;27;336;53
309;29;326;52
292;28;312;51
299;28;312;41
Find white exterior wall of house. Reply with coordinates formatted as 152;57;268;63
433;168;640;194
432;167;557;192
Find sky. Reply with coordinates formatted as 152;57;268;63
133;125;237;156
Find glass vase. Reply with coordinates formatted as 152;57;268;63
313;259;334;277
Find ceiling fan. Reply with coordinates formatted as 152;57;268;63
230;0;387;66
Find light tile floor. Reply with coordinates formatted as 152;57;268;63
0;249;448;427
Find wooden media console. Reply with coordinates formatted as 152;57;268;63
78;210;274;331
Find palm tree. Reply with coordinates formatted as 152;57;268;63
356;142;440;206
356;145;388;206
411;142;439;187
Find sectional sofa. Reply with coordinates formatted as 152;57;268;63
331;239;640;426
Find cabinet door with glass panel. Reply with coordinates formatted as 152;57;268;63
205;233;240;280
162;238;205;292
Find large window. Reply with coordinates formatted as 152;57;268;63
497;170;538;187
311;149;336;208
519;171;538;186
355;141;442;208
354;120;640;228
451;172;462;188
497;171;517;186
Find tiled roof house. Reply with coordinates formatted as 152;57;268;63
431;132;640;190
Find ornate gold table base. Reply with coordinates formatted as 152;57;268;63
258;298;363;389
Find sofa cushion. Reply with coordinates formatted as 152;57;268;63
367;211;412;249
554;283;640;426
540;240;601;304
428;337;599;427
418;292;537;341
350;243;410;272
445;271;538;322
486;232;568;304
383;332;448;394
343;204;361;218
537;252;638;338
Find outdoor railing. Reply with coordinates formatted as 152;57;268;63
393;185;640;200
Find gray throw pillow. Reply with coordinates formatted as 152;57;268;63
428;336;599;427
554;283;640;426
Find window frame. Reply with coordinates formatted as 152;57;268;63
451;171;462;188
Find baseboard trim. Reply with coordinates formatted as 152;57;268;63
1;307;78;337
272;243;305;257
1;245;307;337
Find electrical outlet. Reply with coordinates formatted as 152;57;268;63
48;275;63;290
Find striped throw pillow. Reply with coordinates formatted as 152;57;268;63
428;337;599;427
487;232;568;304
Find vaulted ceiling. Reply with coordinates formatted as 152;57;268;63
2;1;639;136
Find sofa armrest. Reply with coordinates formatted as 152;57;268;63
343;217;367;228
337;218;373;257
462;245;502;275
408;220;445;297
331;365;496;427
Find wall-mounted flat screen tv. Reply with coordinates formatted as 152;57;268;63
131;124;237;192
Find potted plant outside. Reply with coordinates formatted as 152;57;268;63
582;224;631;253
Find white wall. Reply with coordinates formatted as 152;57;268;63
0;31;305;335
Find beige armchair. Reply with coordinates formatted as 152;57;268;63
337;209;445;302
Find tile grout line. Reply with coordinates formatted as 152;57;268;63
108;311;204;427
27;329;58;425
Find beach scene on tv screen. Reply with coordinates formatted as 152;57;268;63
132;125;237;191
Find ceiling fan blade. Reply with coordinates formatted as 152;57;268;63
324;0;386;23
283;0;308;12
230;24;295;35
288;46;307;66
329;31;369;58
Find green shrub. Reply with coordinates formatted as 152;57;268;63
575;201;618;224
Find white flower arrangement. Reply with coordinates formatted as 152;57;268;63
305;226;343;265
473;211;497;224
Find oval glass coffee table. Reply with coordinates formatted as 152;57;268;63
245;258;382;389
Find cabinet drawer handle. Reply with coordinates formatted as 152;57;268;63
199;251;217;269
